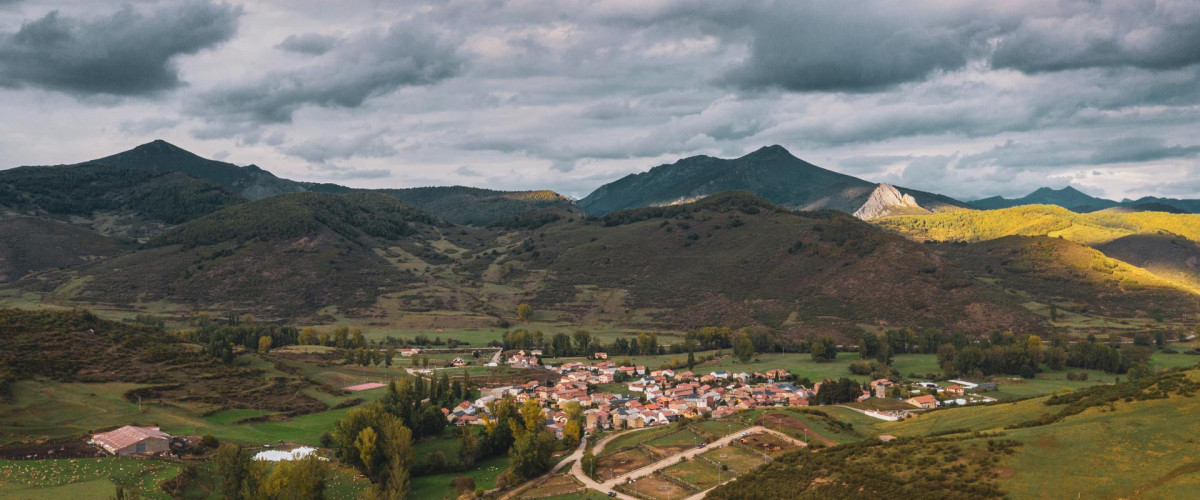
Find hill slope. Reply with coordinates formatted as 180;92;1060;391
88;140;304;200
0;217;131;283
877;205;1200;246
35;192;441;317
0;164;245;238
577;145;969;216
710;367;1200;499
507;192;1038;334
1096;232;1200;293
304;183;581;226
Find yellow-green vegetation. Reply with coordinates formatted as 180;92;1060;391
661;459;723;489
700;445;769;474
878;205;1200;245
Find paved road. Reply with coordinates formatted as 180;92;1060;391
566;425;807;499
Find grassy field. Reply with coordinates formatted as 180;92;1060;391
661;459;722;490
645;429;706;450
409;455;510;500
701;445;768;474
0;458;181;500
598;427;674;457
691;419;747;438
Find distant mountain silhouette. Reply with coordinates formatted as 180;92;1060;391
578;145;969;217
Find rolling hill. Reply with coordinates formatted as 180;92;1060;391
503;192;1040;334
876;205;1200;246
0;164;245;238
0;217;132;283
303;183;581;226
577;145;970;217
29;192;443;317
709;367;1200;499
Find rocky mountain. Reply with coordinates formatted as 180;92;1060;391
86;140;305;200
577;145;970;217
852;183;928;219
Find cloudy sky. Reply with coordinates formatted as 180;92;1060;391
2;0;1199;201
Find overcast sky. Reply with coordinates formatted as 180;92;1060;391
2;0;1199;201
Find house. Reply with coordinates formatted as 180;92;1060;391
399;348;420;357
870;379;893;398
905;395;938;409
945;384;965;397
92;426;170;456
451;357;467;367
594;352;608;360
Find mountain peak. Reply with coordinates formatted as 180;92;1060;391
128;139;198;158
745;144;794;159
853;183;926;220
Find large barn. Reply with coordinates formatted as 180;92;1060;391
91;426;171;456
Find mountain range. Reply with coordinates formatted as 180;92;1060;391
1;140;1198;339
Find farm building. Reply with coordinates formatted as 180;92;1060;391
92;426;170;456
905;395;939;410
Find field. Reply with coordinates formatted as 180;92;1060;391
691;419;747;439
735;408;857;445
409;455;510;500
622;473;692;500
595;448;655;478
517;472;588;499
661;459;723;490
0;458;181;500
644;429;707;456
700;444;769;474
598;427;675;457
734;433;797;459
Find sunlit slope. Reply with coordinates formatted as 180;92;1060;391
878;205;1200;245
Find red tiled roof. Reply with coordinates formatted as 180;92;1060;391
93;426;169;452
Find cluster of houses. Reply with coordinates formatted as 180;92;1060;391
867;378;997;417
441;360;813;435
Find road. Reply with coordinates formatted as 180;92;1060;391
565;425;807;499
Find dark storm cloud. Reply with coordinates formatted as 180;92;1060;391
722;1;991;92
992;1;1200;73
196;22;463;124
0;1;241;96
276;33;340;55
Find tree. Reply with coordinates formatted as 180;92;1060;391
459;427;478;468
1154;331;1166;348
1049;303;1058;321
213;442;251;499
811;336;838;362
858;332;880;359
298;327;317;345
687;350;696;371
257;336;272;353
874;340;893;366
509;428;556;480
357;427;379;477
384;347;394;366
573;330;592;354
734;334;755;363
581;449;597;477
516;303;533;321
260;455;328;500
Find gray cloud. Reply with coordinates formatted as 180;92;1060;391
119;117;181;134
0;1;241;96
725;2;988;92
992;1;1200;73
276;32;339;55
196;22;462;124
280;131;396;164
1088;137;1200;164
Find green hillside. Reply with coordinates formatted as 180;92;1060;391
89;140;304;200
0;217;131;283
936;236;1200;320
709;366;1200;499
